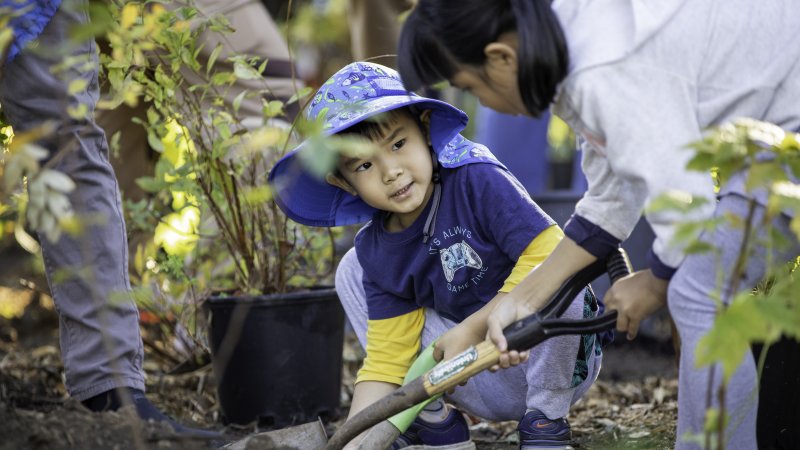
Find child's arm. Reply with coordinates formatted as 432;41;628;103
347;380;400;420
343;307;424;447
342;380;399;449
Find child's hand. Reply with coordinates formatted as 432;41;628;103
604;269;668;340
433;324;484;363
433;325;485;393
486;295;535;369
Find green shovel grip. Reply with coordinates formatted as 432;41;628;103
386;341;442;432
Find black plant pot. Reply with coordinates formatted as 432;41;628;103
204;288;344;428
752;337;800;449
548;160;574;191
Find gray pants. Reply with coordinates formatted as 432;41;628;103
335;248;601;421
669;193;800;450
0;0;145;400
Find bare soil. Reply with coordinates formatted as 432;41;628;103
0;289;678;449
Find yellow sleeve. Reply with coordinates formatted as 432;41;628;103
356;308;426;385
499;225;564;293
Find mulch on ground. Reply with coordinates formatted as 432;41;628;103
0;288;678;449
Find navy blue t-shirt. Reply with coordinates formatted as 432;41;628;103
355;163;556;323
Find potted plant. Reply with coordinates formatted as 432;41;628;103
96;1;344;428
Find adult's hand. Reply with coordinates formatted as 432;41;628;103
486;237;597;369
604;269;668;340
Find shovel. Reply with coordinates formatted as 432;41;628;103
326;248;632;450
222;419;328;449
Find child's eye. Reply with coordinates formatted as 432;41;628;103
355;162;372;172
392;139;406;151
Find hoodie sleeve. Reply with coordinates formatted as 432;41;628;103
557;61;716;278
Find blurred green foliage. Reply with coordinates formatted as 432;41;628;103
649;119;800;447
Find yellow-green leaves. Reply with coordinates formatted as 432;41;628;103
206;43;224;76
67;78;89;95
696;291;775;382
154;205;199;256
120;3;140;29
682;119;800;391
232;58;262;81
687;118;800;192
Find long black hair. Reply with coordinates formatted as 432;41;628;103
398;0;569;117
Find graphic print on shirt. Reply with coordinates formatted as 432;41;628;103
439;240;483;283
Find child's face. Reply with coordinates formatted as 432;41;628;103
334;113;434;228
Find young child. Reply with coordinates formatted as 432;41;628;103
269;62;603;450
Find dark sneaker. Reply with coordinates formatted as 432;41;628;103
517;409;573;450
83;387;224;441
391;402;475;450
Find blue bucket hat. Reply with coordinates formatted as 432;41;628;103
268;62;503;228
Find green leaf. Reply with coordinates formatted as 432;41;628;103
287;86;313;105
262;100;284;118
758;293;800;341
686;152;715;173
211;71;236;86
66;103;89;119
109;130;122;159
206;43;224;75
135;176;167;193
232;90;247;114
646;191;707;214
233;61;261;80
745;162;786;192
683;241;716;255
791;216;800;241
147;131;165;152
696;294;773;381
241;186;273;204
786;158;800;180
777;131;800;152
67;78;89;95
257;58;269;75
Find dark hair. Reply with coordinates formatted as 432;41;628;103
337;106;423;142
398;0;569;117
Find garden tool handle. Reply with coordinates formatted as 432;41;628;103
503;248;631;351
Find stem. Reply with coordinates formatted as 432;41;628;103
285;0;299;97
716;383;726;450
227;160;252;269
708;198;757;449
212;159;253;286
196;175;248;286
724;199;758;302
704;365;715;450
